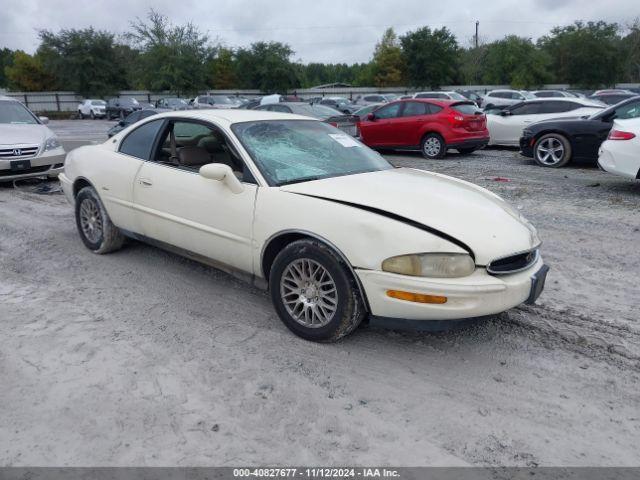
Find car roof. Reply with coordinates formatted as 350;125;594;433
519;97;602;106
145;109;318;126
397;98;467;107
0;95;18;101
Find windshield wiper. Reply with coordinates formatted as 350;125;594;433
278;176;325;186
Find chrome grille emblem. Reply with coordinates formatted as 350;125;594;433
13;148;22;156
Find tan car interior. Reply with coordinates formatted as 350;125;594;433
155;121;245;179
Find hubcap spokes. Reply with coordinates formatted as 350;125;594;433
280;259;338;328
424;138;441;157
79;198;103;243
537;138;564;165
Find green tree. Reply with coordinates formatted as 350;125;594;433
371;28;406;87
208;47;237;89
37;28;130;96
127;10;212;94
539;21;622;87
400;26;459;88
0;48;15;88
234;42;300;92
620;20;640;82
480;36;550;88
5;51;56;91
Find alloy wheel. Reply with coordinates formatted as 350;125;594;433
279;258;338;328
536;137;565;165
79;198;103;244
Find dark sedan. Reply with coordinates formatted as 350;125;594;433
588;92;637;106
105;97;142;120
253;102;360;137
519;96;640;167
107;108;170;138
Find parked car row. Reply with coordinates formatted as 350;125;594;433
73;87;640;173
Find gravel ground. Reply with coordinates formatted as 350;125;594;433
1;120;639;466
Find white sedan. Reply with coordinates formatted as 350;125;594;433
77;99;107;119
59;110;547;342
487;98;603;146
598;118;640;180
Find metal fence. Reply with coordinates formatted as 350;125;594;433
2;83;640;112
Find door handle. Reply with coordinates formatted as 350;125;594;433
139;178;153;187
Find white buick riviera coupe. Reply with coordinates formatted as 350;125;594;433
60;110;548;342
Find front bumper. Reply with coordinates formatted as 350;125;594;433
0;148;66;182
519;134;535;157
356;256;546;321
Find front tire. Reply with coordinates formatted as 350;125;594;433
90;111;95;120
78;110;84;119
421;133;446;159
75;186;125;254
533;133;571;168
269;239;365;342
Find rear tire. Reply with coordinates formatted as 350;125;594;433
533;133;572;168
421;133;446;159
75;186;125;254
269;239;365;342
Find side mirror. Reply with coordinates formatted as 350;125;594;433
118;120;126;126
199;163;244;194
500;110;511;116
367;112;376;121
39;116;49;124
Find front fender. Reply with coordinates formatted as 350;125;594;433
253;188;467;280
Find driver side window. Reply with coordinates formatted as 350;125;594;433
510;103;541;115
375;103;401;119
152;120;253;183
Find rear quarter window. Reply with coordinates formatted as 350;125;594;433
119;119;164;160
451;103;480;115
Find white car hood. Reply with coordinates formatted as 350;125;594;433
280;168;540;265
0;124;51;146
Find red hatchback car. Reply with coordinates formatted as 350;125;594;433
358;99;489;159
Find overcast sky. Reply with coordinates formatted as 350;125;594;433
1;0;637;64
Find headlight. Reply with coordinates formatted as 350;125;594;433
44;136;61;151
382;253;475;278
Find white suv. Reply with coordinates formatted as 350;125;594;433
482;90;535;109
0;96;66;182
77;99;107;119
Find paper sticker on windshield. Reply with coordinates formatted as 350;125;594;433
328;133;361;148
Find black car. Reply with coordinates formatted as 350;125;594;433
588;93;637;106
107;108;169;138
519;96;640;167
254;102;360;137
105;97;142;120
314;97;359;114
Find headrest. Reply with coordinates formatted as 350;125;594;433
178;146;210;166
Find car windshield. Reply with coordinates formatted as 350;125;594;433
121;98;139;105
232;120;392;186
522;92;536;99
0;100;38;124
211;96;234;104
91;100;106;106
448;92;467;100
291;104;342;120
168;99;186;105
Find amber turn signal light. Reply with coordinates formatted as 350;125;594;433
386;290;448;304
